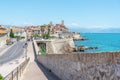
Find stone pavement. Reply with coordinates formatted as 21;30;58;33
21;41;60;80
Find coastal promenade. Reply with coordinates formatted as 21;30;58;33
21;41;60;80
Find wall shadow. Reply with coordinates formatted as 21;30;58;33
32;41;61;80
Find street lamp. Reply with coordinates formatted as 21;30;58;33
24;42;28;60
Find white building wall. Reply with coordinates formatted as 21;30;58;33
0;35;7;47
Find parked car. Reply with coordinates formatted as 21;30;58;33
6;39;14;45
6;42;13;45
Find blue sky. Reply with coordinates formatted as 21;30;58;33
0;0;120;32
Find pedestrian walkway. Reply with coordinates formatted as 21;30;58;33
21;42;60;80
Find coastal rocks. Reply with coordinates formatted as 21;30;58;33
85;46;98;50
73;37;85;41
73;46;98;52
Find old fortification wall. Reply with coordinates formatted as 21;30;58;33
35;38;75;54
33;39;40;54
37;52;120;80
51;38;75;54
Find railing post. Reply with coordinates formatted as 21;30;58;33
12;71;13;80
20;65;21;77
4;58;30;80
17;67;18;80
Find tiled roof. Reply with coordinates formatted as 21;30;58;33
31;28;40;30
11;27;23;32
0;30;7;34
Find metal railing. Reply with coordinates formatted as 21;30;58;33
3;58;30;80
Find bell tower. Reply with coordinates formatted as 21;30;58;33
61;20;64;26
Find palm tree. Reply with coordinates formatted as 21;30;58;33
40;25;46;38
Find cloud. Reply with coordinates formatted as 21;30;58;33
83;25;110;29
70;23;79;27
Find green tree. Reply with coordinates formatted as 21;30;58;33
10;29;14;38
32;34;39;38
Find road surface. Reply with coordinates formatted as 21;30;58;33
0;41;26;64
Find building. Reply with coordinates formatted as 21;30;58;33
0;25;8;47
11;27;26;38
25;26;41;39
25;20;69;39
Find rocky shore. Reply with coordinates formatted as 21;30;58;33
73;36;86;41
73;46;98;52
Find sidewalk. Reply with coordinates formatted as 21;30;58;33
21;42;60;80
0;45;9;56
0;42;16;56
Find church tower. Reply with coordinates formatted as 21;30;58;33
49;21;53;26
61;20;64;26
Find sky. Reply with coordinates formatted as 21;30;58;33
0;0;120;32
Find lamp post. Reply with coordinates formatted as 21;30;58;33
25;47;27;60
24;42;28;60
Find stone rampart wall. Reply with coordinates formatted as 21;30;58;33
51;39;75;54
37;52;120;80
35;39;75;54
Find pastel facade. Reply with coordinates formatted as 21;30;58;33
25;26;41;39
11;27;26;38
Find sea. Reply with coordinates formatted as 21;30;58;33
74;33;120;52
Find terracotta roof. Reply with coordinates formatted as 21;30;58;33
31;28;40;30
0;30;7;34
54;25;69;31
62;27;69;30
11;27;23;32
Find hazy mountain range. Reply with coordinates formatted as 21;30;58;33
69;27;120;33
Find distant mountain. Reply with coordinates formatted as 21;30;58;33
101;28;120;33
69;27;120;33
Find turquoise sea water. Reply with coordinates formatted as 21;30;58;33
74;33;120;52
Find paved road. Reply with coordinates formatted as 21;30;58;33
0;41;26;64
0;45;9;54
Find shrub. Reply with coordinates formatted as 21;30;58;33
14;36;17;38
0;74;3;80
43;34;50;39
40;47;47;55
21;36;25;39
